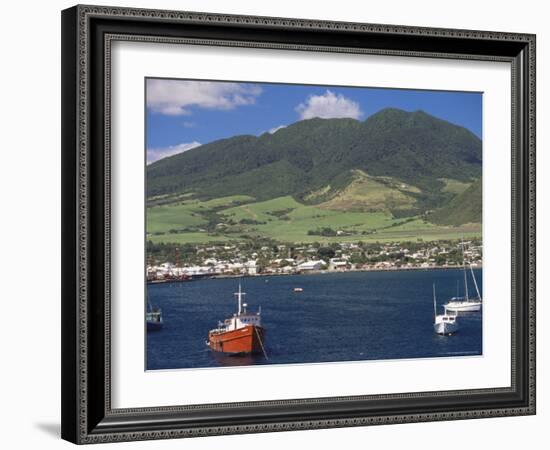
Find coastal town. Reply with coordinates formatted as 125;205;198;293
146;238;482;282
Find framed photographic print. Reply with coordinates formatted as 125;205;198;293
61;4;536;444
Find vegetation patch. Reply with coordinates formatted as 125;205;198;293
439;178;472;195
430;179;482;226
319;170;418;213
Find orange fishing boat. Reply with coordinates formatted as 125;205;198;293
207;284;266;356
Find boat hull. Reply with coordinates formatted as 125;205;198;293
434;321;459;335
147;320;163;331
208;325;265;355
444;302;482;313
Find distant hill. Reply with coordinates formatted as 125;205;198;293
147;108;482;225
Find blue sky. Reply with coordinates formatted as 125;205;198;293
146;78;482;163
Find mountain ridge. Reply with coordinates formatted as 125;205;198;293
147;108;482;225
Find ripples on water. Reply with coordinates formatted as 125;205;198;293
146;269;482;370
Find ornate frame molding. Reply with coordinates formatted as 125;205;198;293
62;5;536;444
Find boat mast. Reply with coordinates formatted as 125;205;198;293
235;283;246;315
461;241;469;301
433;283;437;321
470;264;482;299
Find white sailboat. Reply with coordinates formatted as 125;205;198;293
433;284;459;335
444;242;482;313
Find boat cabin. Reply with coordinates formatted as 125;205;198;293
209;284;263;335
223;312;262;331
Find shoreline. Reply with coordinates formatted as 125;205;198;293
147;264;482;285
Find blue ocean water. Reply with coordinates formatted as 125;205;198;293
146;269;482;370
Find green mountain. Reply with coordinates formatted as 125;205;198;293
429;178;482;225
147;108;482;225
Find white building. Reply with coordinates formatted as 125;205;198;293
181;265;212;276
329;258;348;271
245;260;258;275
297;260;326;271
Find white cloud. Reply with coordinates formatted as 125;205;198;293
295;90;362;120
147;141;201;164
268;124;287;134
147;79;262;116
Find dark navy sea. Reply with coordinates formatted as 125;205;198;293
146;269;482;370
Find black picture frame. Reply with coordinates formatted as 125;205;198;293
61;4;536;444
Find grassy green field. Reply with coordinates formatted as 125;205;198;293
147;203;206;234
147;193;481;245
148;232;232;244
147;195;254;234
